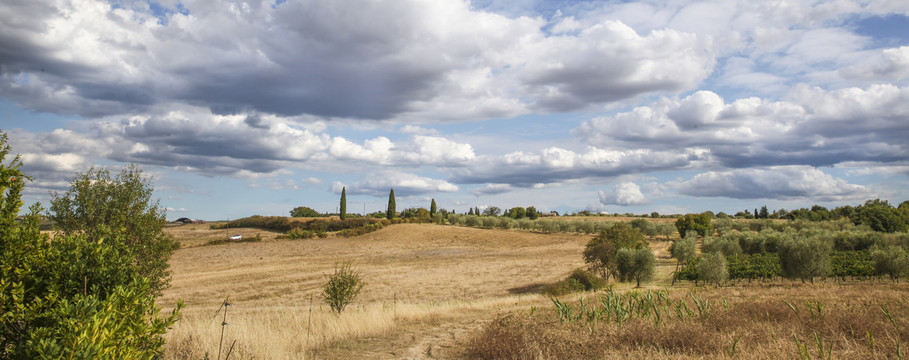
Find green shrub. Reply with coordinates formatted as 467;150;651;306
830;250;874;280
697;252;728;287
567;268;607;291
323;262;364;313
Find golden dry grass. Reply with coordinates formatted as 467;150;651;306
159;223;595;358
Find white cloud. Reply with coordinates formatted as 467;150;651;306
345;172;458;197
674;166;873;201
599;182;649;206
840;46;909;81
577;84;909;169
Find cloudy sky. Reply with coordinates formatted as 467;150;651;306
2;0;908;220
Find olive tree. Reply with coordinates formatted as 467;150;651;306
670;234;698;283
697;252;728;287
616;247;656;287
323;262;364;313
778;235;831;283
583;223;648;281
48;165;179;294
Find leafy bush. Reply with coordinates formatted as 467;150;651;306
323;262;364;313
0;133;181;358
290;206;321;218
48;165;179;295
726;253;781;281
697;252;728;287
830;250;874;280
703;236;743;257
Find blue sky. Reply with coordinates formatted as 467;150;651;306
1;0;908;220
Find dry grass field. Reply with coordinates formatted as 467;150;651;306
159;221;908;359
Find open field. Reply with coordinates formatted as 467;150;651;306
160;222;908;359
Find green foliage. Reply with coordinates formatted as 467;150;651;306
726;253;782;281
830;251;874;280
290;206;322;218
676;213;713;237
856;199;908;233
871;246;909;282
670;234;697;266
676;256;702;282
48;165;179;295
430;199;437;217
698;252;728;286
506;207;526;219
0;133;181;358
339;187;347;220
779;236;832;283
19;279;183;360
323;262;364;313
483;206;501;216
386;189;396;220
616;247;656;287
703;236;743;257
541;269;606;296
583;223;647;281
526;206;539;220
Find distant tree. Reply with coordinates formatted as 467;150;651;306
339;187;347;220
698;252;728;287
616;247;656;287
48;165;179;295
290;206;321;218
670;234;697;273
856;199;907;233
658;223;677;239
483;206;501;216
507;207;526;219
430;199;437;216
871;246;909;282
386;188;396;220
651;211;660;218
583;223;648;281
526;206;539;220
675;213;713;237
759;206;769;219
468;207;474;215
476;207;480;216
779;235;831;283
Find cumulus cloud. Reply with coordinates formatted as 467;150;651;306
452;146;706;186
674;166;873;201
840;46;909;81
471;183;514;196
598;182;649;206
577;84;909;169
343;172;458;197
0;0;715;122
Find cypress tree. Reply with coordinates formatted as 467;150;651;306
340;187;347;220
468;207;474;215
386;188;396;220
430;199;437;216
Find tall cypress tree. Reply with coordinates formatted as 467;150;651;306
386;188;396;220
430;199;437;216
340;186;347;220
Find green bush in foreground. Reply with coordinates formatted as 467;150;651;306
323;262;364;313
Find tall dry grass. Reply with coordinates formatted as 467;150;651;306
467;283;909;359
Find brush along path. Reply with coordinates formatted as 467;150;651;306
160;223;607;358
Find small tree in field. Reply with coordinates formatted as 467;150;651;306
584;223;648;281
616;247;656;287
698;252;728;287
670;234;697;283
323;262;364;313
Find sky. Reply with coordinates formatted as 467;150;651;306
1;0;908;220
